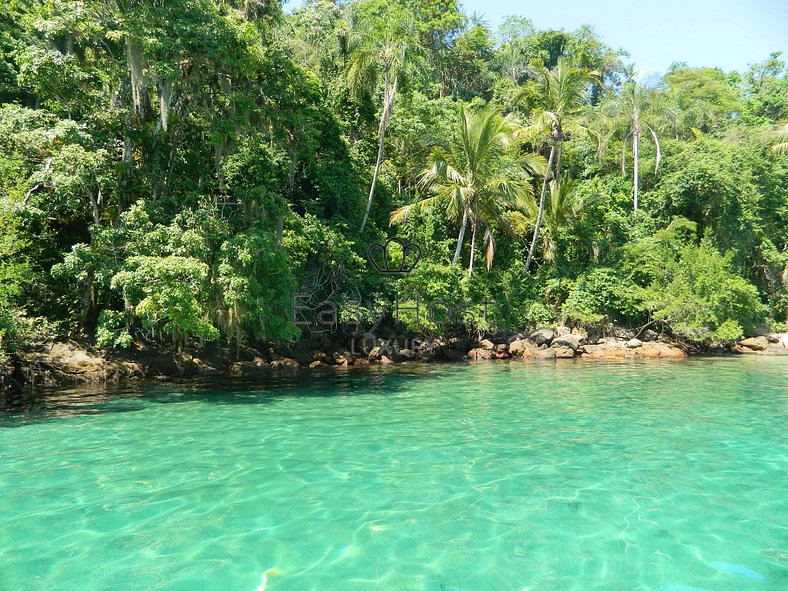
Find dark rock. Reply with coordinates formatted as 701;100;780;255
444;349;467;361
289;348;314;366
529;327;554;346
271;357;300;370
611;326;638;340
641;329;659;342
448;337;469;352
552;334;583;351
312;351;333;365
398;348;415;360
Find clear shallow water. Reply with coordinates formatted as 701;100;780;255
1;357;786;591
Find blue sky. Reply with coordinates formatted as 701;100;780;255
285;0;788;76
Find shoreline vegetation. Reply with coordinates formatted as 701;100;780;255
1;1;787;394
3;326;787;391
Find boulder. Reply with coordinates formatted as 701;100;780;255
552;334;583;351
467;348;494;360
253;356;270;369
764;346;788;356
379;355;394;365
638;342;685;358
641;329;659;342
309;360;323;368
479;339;496;350
312;351;333;365
552;346;576;359
448;337;470;352
290;348;314;366
611;326;639;340
272;357;300;370
779;333;788;349
444;349;467;361
509;338;538;358
740;336;769;351
398;348;415;360
534;348;556;360
580;343;629;359
626;338;643;349
529;327;554;346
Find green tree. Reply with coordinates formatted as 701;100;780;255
347;1;420;232
521;58;593;272
603;81;670;213
390;102;543;275
512;178;596;269
772;122;788;154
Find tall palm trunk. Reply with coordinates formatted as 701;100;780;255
359;71;398;233
452;204;469;265
524;138;558;273
633;120;640;214
468;218;477;277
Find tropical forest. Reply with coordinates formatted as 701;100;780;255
1;0;787;373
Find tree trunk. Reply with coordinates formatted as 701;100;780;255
359;72;398;233
524;140;557;274
468;218;477;277
633;127;640;214
88;190;100;225
452;205;469;265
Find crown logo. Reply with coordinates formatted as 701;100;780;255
367;237;422;274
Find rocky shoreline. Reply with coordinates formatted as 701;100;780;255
2;326;787;392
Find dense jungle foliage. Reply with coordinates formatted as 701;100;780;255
0;0;786;355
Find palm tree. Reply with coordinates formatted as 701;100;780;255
511;178;596;266
520;58;593;273
772;122;788;155
347;5;419;233
390;103;544;276
606;81;669;213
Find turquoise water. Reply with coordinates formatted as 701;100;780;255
1;357;786;591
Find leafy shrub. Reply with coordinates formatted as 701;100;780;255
642;239;766;341
562;267;645;325
95;310;133;349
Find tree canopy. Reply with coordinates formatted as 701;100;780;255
1;0;786;355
